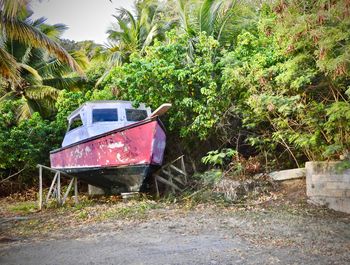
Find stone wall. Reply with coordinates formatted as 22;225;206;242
305;161;350;214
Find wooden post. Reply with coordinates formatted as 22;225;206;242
169;166;175;193
154;175;160;198
62;178;74;205
181;156;187;184
37;164;78;208
74;177;78;205
155;175;181;192
169;165;186;176
38;165;43;210
57;171;61;205
46;172;58;204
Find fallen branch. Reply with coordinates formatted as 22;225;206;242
0;165;27;184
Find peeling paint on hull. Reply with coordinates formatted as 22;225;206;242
49;118;166;192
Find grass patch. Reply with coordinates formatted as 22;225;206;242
8;201;37;214
75;209;89;220
96;200;159;221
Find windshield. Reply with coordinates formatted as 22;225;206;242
92;109;118;122
126;109;148;121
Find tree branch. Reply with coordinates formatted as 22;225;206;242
0;165;27;184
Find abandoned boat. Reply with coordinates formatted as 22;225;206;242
50;100;171;193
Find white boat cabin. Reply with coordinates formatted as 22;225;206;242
62;100;152;147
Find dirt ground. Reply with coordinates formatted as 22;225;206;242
0;179;349;265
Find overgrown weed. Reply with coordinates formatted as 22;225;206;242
7;201;37;214
95;200;160;221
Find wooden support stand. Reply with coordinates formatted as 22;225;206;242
153;155;187;196
37;164;79;210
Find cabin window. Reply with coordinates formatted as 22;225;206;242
92;109;118;122
126;109;148;121
68;115;83;131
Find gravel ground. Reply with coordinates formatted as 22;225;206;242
1;179;349;265
1;203;349;265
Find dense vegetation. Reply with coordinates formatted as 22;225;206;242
1;0;349;193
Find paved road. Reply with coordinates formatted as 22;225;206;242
1;210;349;265
0;228;329;265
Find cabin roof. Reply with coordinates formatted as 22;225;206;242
67;100;146;120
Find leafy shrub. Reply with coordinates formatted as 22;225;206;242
103;31;230;140
202;148;237;167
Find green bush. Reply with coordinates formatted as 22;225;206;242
102;31;230;140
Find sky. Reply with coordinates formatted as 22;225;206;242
30;0;134;44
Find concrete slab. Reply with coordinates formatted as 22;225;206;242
269;168;306;181
88;185;105;195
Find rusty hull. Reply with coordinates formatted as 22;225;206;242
50;118;166;193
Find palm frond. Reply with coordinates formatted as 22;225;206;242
16;97;34;121
20;46;32;64
25;89;58;118
0;46;20;82
105;0;174;65
139;1;160;32
199;0;216;34
107;49;123;66
1;13;84;76
141;25;158;52
35;49;89;78
5;39;29;63
163;20;178;33
39;23;68;40
35;56;71;77
0;90;16;102
118;7;137;31
106;28;121;40
108;19;129;44
70;50;89;70
31;16;47;27
18;63;42;84
216;1;236;42
0;0;28;19
95;69;112;88
177;0;189;33
24;85;59;100
176;0;196;36
43;77;84;90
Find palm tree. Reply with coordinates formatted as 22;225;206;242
106;0;174;64
92;0;175;87
176;0;254;48
0;13;89;121
0;0;83;83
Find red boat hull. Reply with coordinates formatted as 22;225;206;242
50;118;166;192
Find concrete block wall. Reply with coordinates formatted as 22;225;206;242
305;161;350;214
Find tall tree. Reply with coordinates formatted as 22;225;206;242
0;11;89;120
0;0;83;83
106;0;174;64
176;0;255;49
